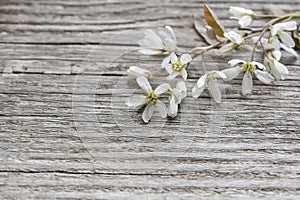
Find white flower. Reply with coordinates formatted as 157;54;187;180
229;6;255;27
222;59;274;95
138;26;177;56
192;71;227;103
265;54;289;80
219;31;244;54
163;52;192;81
168;80;187;118
127;66;152;79
127;77;170;123
271;21;297;49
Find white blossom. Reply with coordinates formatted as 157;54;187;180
138;26;177;56
219;31;244;54
265;53;289;80
127;66;152;79
229;6;255;27
271;21;297;49
127;77;170;123
162;52;192;81
222;59;274;95
192;71;227;103
168;80;187;118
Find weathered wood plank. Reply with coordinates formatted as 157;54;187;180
0;0;300;199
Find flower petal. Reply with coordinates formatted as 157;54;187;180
272;50;282;61
161;54;171;68
136;76;152;93
192;84;205;98
279;31;295;48
127;66;152;79
155;83;171;95
215;71;227;79
170;52;178;64
254;70;274;84
197;74;207;88
208;81;222;103
242;74;253;95
126;95;147;109
164;37;177;51
142;104;154;123
180;54;192;65
228;59;245;67
144;29;163;47
176;80;187;99
167;71;179;81
155;100;168;118
282;21;297;31
165;64;173;74
165;25;177;44
222;66;242;81
280;43;298;57
181;68;188;80
239;15;252;27
138;48;162;55
168;96;178;118
219;43;235;54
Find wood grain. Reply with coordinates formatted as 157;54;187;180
0;0;300;199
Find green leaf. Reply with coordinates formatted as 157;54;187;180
203;4;225;37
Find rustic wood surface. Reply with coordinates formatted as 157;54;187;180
0;0;300;199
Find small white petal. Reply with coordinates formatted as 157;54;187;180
180;54;192;65
239;15;252;27
272;50;282;61
181;68;188;80
161;54;171;68
228;59;245;67
142;104;154;123
224;31;243;44
165;64;173;74
242;74;253;95
282;21;297;31
155;100;168;118
197;74;207;88
167;71;179;81
127;66;152;79
164;37;177;51
155;83;171;95
171;88;182;104
192;84;205;98
126;95;147;109
208;81;222;103
170;52;178;64
254;70;274;84
280;43;298;57
222;66;242;81
215;71;227;79
138;48;162;55
168;96;178;118
144;29;163;47
279;32;295;48
136;76;152;93
165;26;177;44
176;80;187;98
219;43;235;54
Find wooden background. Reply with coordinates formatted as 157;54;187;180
0;0;300;199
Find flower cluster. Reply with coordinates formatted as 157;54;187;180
126;4;299;123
